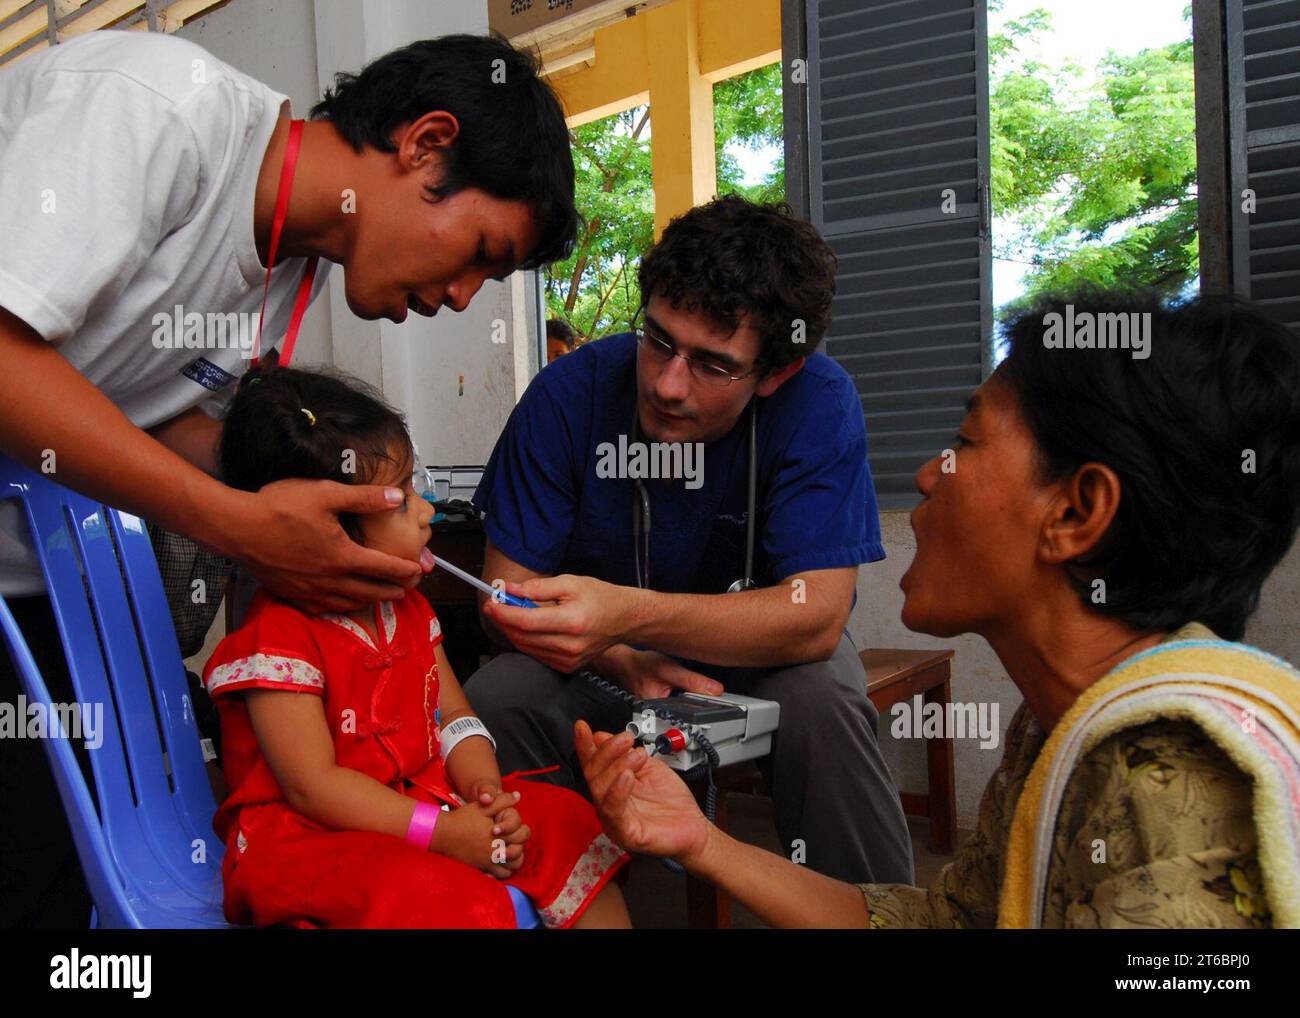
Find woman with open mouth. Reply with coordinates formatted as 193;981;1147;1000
576;288;1300;929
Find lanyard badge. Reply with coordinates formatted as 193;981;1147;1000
250;118;320;368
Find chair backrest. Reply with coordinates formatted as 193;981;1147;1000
0;456;226;928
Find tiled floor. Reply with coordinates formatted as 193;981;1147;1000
622;791;969;929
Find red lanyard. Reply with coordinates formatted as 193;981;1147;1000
251;118;319;368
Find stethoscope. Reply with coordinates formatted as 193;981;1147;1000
632;398;758;594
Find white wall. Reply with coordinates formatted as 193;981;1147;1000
1245;539;1300;663
858;510;1300;827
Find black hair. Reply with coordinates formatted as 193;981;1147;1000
311;33;578;269
637;195;838;374
218;350;413;544
998;289;1300;641
546;317;576;349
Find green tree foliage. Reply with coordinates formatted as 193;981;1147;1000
991;2;1198;308
544;105;654;344
544;63;784;341
714;62;785;204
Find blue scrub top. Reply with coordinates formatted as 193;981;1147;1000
474;332;885;596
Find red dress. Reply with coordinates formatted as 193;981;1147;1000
202;587;627;929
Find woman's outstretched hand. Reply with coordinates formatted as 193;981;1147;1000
574;720;711;864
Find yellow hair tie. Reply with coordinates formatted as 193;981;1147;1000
301;408;316;427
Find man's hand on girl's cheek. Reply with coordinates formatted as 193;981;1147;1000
233;477;422;614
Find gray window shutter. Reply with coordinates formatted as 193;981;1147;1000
1227;0;1300;331
805;0;993;509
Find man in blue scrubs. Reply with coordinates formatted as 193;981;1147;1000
468;197;913;884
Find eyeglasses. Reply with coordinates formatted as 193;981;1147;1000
636;329;757;388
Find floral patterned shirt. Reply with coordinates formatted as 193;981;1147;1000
861;702;1268;929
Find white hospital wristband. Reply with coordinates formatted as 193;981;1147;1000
440;716;497;761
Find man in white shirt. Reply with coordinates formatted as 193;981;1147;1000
0;29;576;926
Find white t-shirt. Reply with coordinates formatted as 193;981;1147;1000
0;31;331;596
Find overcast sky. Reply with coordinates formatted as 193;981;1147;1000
991;0;1191;71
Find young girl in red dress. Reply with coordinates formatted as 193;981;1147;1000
203;354;630;928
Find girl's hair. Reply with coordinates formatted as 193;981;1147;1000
218;350;413;543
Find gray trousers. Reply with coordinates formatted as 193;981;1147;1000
465;634;915;885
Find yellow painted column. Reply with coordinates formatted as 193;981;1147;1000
551;14;650;128
645;0;717;239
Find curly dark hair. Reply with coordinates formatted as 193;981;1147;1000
219;350;412;544
637;195;838;374
311;33;577;269
998;289;1300;641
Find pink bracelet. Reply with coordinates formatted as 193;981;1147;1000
406;801;441;849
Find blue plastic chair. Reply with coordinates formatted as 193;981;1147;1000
0;455;539;929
